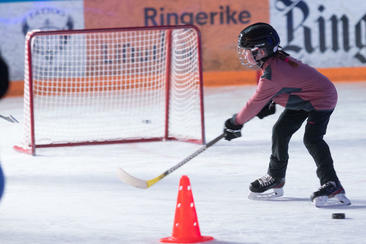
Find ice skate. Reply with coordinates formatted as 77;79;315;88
248;175;285;200
311;181;351;208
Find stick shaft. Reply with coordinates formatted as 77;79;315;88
118;133;225;189
146;133;225;187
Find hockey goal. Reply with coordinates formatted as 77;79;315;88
15;25;205;155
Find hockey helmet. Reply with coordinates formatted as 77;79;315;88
237;23;280;67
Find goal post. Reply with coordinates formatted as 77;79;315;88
14;25;206;155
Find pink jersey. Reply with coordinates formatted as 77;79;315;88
235;56;338;125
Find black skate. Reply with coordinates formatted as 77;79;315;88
248;175;285;200
311;181;351;207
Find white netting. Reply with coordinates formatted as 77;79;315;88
21;26;204;153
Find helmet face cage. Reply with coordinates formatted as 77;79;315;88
237;45;259;68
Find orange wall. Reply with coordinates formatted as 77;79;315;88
84;0;269;72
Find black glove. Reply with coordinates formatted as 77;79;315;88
257;101;276;119
223;114;243;141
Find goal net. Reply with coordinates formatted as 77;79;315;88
15;25;205;155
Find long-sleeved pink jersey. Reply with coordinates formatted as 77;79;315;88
235;56;338;125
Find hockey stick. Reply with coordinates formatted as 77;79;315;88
0;114;19;123
118;133;225;189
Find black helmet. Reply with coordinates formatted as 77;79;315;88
238;22;280;56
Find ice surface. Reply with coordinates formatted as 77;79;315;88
0;82;365;244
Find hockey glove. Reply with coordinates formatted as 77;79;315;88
223;114;243;141
257;101;276;119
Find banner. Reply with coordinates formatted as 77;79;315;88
0;0;84;81
270;0;366;68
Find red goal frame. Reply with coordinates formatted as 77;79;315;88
14;25;206;156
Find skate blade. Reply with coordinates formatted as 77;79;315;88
248;188;284;200
313;194;351;208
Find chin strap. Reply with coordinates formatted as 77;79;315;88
256;56;269;68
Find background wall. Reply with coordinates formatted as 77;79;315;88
0;0;365;96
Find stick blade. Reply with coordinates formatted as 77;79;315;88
118;168;148;189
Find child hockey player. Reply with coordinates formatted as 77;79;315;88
223;22;351;207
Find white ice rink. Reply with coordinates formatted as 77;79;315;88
0;82;365;244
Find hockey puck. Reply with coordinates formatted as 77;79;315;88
142;119;151;124
332;213;345;219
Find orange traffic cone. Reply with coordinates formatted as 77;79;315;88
161;175;214;243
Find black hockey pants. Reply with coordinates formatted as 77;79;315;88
267;109;339;185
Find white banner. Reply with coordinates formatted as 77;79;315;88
270;0;366;68
0;1;84;81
